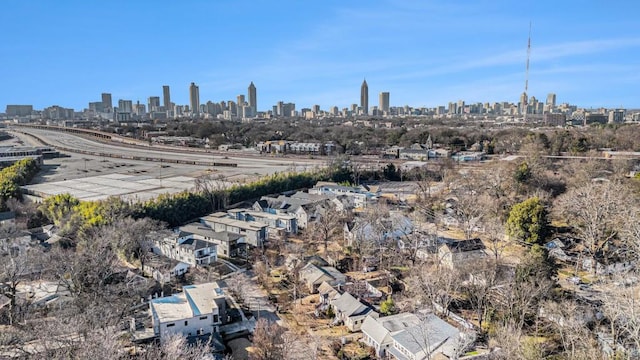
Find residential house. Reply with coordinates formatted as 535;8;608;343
361;312;421;358
309;182;377;209
15;280;72;309
253;191;344;229
179;223;246;258
317;281;341;309
145;253;190;284
299;263;347;294
438;238;487;270
153;230;218;266
331;292;377;332
150;282;226;342
227;208;297;235
200;212;267;248
388;313;465;360
343;212;413;248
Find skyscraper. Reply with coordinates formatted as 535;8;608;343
248;82;257;113
162;85;171;109
189;82;200;116
546;93;556;107
148;96;160;112
519;92;528;115
101;93;112;112
360;80;368;115
379;92;390;113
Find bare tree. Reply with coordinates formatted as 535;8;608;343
463;259;500;331
0;232;44;325
554;181;630;275
110;217;161;273
601;283;640;356
194;172;230;211
541;299;603;360
405;262;461;317
250;318;286;360
310;204;342;253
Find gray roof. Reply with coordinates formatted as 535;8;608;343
362;312;420;346
179;238;216;251
442;238;486;253
179;223;243;243
391;313;461;358
300;263;333;285
332;292;372;317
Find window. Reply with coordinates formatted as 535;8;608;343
200;316;208;320
184;321;188;326
213;315;219;323
166;323;175;327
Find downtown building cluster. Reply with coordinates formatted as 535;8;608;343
2;81;640;126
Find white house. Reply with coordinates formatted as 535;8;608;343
388;313;464;360
150;282;226;342
361;312;421;358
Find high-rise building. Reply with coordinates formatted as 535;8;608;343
248;82;257;113
189;82;200;116
457;100;465;115
519;92;528;115
117;99;133;113
360;80;368;115
237;95;246;106
5;105;33;117
379;92;390;113
148;96;160;112
546;93;556;108
162;86;171;110
101;93;113;112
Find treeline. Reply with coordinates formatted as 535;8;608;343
109;118;640;155
0;158;39;211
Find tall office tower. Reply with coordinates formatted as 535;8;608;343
189;82;200;115
228;101;237;116
379;92;390;113
117;99;133;113
162;86;171;109
148;96;160;112
448;102;456;114
519;92;528;115
360;80;369;115
237;95;246;106
101;93;113;112
312;104;320;114
248;82;257;113
546;93;556;108
457;100;465;114
277;101;284;117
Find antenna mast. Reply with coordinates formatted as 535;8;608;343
523;22;531;122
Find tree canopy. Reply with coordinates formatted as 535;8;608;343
506;197;549;245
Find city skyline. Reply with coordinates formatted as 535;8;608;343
1;1;639;111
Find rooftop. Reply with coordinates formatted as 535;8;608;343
150;282;224;323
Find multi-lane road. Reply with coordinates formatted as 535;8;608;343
9;127;327;180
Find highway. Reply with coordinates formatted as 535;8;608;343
9;127;327;176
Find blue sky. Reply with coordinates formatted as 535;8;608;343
1;0;639;111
